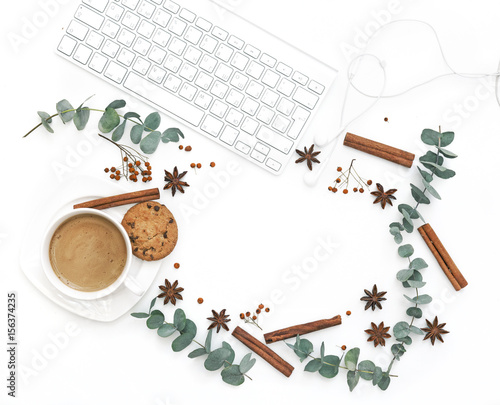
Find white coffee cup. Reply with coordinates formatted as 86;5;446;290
41;208;144;300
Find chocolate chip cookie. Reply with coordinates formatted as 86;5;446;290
121;201;178;261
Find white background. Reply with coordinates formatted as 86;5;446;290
1;0;500;404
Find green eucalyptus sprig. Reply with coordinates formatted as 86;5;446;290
132;298;256;386
23;97;184;154
286;336;396;391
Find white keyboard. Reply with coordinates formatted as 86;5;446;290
56;0;337;174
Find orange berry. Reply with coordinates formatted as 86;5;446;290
123;157;128;162
104;168;109;173
367;180;373;185
210;162;215;167
328;186;333;191
197;298;204;304
190;163;196;168
135;161;141;166
185;146;192;152
336;178;341;183
337;167;342;172
128;163;133;168
116;170;121;175
245;311;251;317
196;163;201;168
258;304;264;309
265;308;270;312
115;175;121;180
110;174;115;179
359;188;365;193
256;309;261;314
145;162;150;167
353;187;358;192
110;167;116;172
174;263;180;269
332;188;338;193
240;313;245;319
341;345;347;350
346;310;352;316
384;117;389;122
252;315;257;320
343;189;348;194
179;145;184;150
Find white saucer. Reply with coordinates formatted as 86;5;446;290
19;175;164;322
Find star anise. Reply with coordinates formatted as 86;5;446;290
370;183;397;209
295;144;321;171
207;309;231;333
360;284;387;311
164;166;189;197
421;316;449;345
157;279;184;305
365;321;391;347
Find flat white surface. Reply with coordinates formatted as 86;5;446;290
1;1;499;404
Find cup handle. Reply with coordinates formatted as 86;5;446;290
124;276;145;296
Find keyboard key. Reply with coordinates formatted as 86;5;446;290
256;106;274;124
75;5;104;30
152;28;171;46
201;115;223;137
277;78;295;97
168;37;186;55
256;127;293;154
194;92;213;109
228;35;244;50
102;39;119;57
195;17;212;32
262;70;280;87
292;87;319;109
164;74;182;92
308;80;325;95
163;1;180;13
246;81;264;99
148;46;167;64
137;1;155;18
241;98;259;116
179;64;197;81
226;89;244;107
292;71;308;86
148;65;167;83
117;28;135;47
117;48;135;66
89;52;108;72
82;0;108;12
122;11;140;30
138;20;156;38
210;100;228;118
210;81;229;98
102;20;119;38
133;56;151;74
86;31;104;49
220;127;239;145
73;43;92;64
230;53;249;71
67;20;89;41
266;158;281;171
184;26;203;45
200;35;218;53
150;0;163;4
164;54;182;72
124;72;205;126
254;142;270;155
246;61;264;79
184;46;202;64
215;43;233;62
235;141;251;154
225;109;243;126
244;44;260;58
212;26;228;41
214;64;233;82
179;8;196;23
133;37;151;55
122;0;140;10
272;115;290;133
168;18;187;36
241;117;258;135
287;106;310;139
276;62;292;76
261;89;279;107
230;72;248;90
106;3;124;21
276;98;295;116
104;61;127;83
194;71;213;90
152;8;171;27
179;82;197;101
199;54;217;73
250;149;266;163
260;53;276;67
58;35;77;55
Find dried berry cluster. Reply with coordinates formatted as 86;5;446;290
240;304;270;330
328;160;372;194
105;157;152;182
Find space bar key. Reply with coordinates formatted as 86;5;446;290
123;72;204;127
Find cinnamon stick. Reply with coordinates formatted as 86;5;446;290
344;132;415;168
232;327;294;377
264;315;342;344
73;188;160;210
418;223;467;291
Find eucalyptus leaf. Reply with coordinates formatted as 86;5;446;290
297;338;314;362
344;348;360;371
433;166;456;179
221;365;244;386
404;294;432;305
222;342;235;364
157;323;177;337
393;321;410;339
305;358;323;373
106;99;126;109
438;146;457;158
398;204;419;219
378;374;391;391
418;166;433;182
389;226;401;236
398;244;414;258
406;279;426;288
422;178;441;200
130;124;144;144
171;333;194;352
401;209;413;224
205;329;213;354
406;306;423;318
144;112;161;131
73;107;90;130
440;131;454;147
146;310;165;329
402;218;414;233
56;99;75;123
391;343;406;360
394;233;403;244
173;308;186;332
347;370;360;392
318;355;339;378
239;353;256;374
124;111;141;121
320;342;325;362
420;151;444;166
410;184;431;204
421;128;440;146
112;120;126;141
397;269;414;282
396;336;412;345
161;127;184;143
372;367;383;385
38;111;54;133
402;269;423;288
130;312;149;318
149;297;157;314
390;222;405;231
204;348;232;371
140;130;161;154
358;360;375;381
98;107;120;133
188;348;208;358
180;319;197;338
410;325;424;335
410;258;428;270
